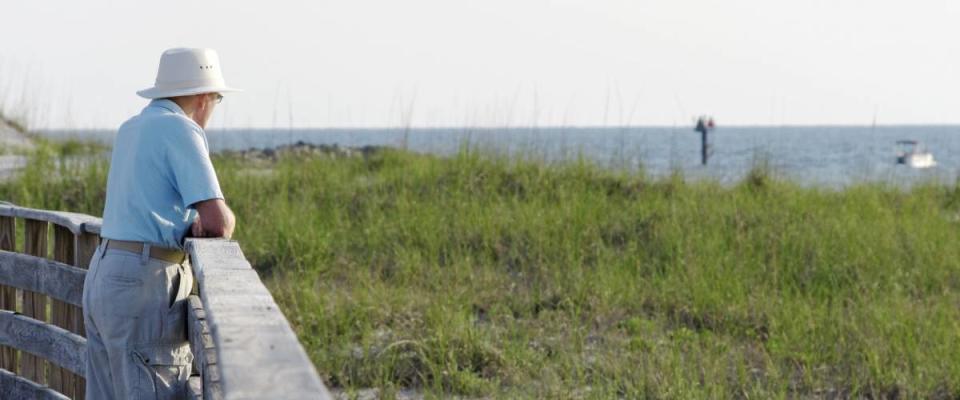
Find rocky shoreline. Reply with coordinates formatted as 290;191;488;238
220;140;388;162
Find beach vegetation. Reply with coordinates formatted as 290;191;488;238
2;140;959;398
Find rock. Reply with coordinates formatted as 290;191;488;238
222;141;388;162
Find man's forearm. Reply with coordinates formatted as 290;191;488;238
194;198;236;239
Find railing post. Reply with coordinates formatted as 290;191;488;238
21;219;48;384
51;225;78;397
0;216;15;372
73;230;98;399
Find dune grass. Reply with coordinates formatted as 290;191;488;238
2;142;959;398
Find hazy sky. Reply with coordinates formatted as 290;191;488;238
1;0;958;129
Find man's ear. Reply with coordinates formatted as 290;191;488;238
195;94;208;112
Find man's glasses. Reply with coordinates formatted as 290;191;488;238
214;93;223;104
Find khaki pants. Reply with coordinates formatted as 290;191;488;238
82;240;194;400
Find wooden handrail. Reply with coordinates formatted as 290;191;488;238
0;369;70;400
0;204;101;237
0;251;86;307
0;311;85;376
186;238;331;399
0;204;331;400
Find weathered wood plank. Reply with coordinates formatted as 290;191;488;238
51;225;76;398
81;221;101;236
0;217;14;251
188;296;210;374
204;361;224;400
188;295;222;400
0;215;16;373
0;204;101;236
198;268;275;298
188;239;253;275
187;239;331;400
74;233;99;271
22;219;48;384
188;375;203;400
0;251;86;307
0;310;85;376
212;326;329;400
0;368;70;400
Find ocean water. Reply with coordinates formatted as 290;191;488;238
42;125;960;187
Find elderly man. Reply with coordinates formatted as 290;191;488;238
82;48;239;399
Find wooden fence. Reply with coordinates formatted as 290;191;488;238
0;203;331;399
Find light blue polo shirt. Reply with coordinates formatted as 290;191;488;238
100;99;224;249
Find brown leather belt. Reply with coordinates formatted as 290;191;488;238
104;239;186;264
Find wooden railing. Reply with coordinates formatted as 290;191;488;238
0;203;331;400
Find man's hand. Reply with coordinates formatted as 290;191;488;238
191;198;236;239
191;216;204;237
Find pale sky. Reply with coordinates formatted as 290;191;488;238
1;0;958;129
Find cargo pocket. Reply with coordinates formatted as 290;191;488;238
131;342;193;400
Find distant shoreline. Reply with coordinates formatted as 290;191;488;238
16;125;960;188
37;123;960;136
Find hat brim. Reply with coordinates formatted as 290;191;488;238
137;85;242;99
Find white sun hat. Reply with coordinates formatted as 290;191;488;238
137;48;241;99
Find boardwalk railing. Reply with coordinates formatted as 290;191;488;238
0;203;331;400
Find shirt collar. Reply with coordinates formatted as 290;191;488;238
147;99;187;116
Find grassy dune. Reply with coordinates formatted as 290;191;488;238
3;142;960;398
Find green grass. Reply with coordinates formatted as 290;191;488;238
3;142;960;399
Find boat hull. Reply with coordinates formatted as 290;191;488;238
898;153;936;169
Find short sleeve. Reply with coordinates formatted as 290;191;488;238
166;124;224;208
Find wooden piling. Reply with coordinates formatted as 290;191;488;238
50;225;76;397
0;216;15;372
72;231;98;399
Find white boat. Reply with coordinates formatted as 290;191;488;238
896;140;936;168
